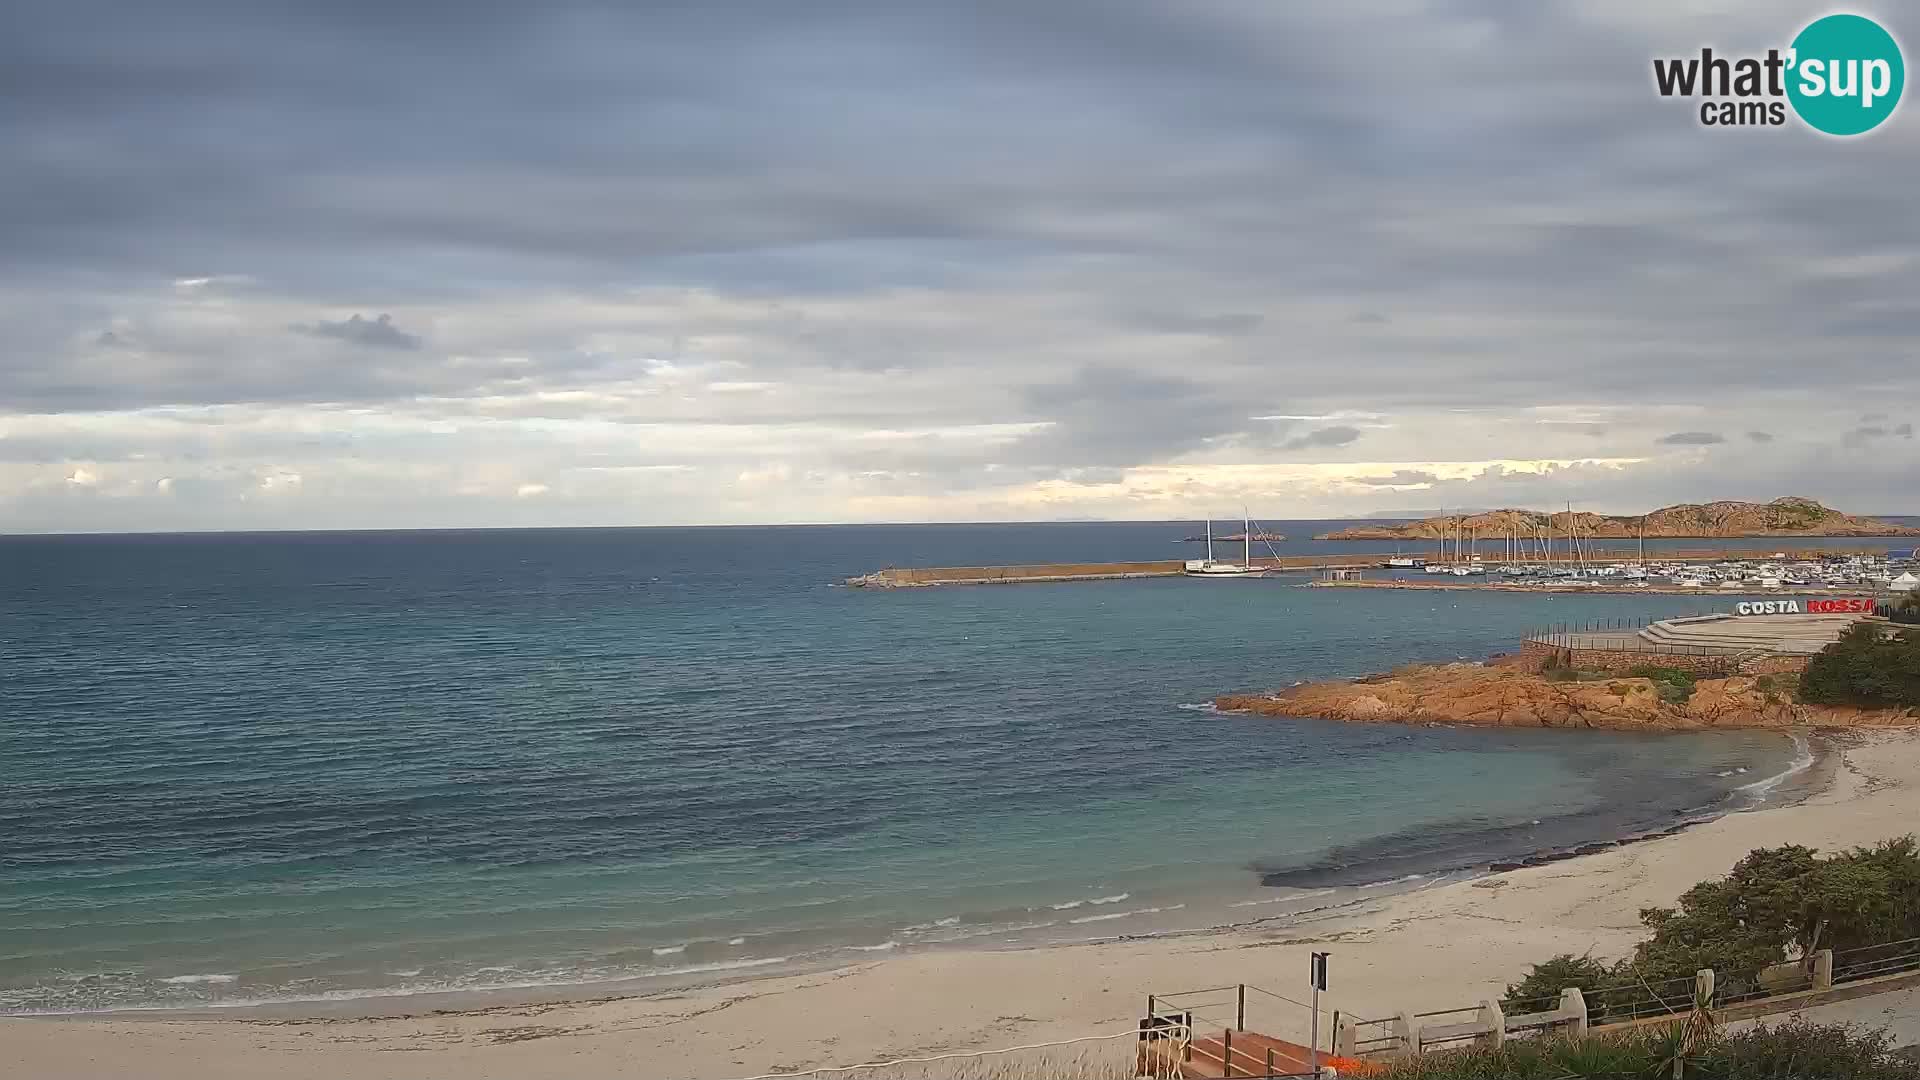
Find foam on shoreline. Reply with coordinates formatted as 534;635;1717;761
11;732;1819;1023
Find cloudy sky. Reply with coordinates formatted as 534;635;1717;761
3;0;1917;532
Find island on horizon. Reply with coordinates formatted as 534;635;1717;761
1316;496;1920;541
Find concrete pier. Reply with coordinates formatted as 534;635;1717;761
844;553;1416;587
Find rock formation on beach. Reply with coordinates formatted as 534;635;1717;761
1315;496;1920;541
1215;664;1920;732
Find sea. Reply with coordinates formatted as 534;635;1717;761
2;520;1910;1015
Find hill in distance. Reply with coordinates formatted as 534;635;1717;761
1318;497;1920;540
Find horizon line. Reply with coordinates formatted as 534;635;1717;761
5;510;1919;541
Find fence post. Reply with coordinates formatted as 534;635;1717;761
1334;1013;1358;1057
1237;984;1245;1031
1222;1027;1232;1077
1394;1011;1418;1058
1813;950;1834;990
1560;986;1588;1037
1479;999;1505;1048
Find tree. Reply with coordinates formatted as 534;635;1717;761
1505;837;1920;1005
1627;845;1816;992
1800;623;1920;707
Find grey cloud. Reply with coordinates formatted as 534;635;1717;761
1122;310;1264;336
3;2;1920;528
1746;431;1774;443
1004;366;1248;468
1657;432;1725;446
1844;423;1915;446
292;313;422;350
1282;425;1362;451
1539;422;1607;438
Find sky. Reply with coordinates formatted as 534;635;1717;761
3;0;1917;533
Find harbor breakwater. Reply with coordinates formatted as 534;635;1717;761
845;554;1386;587
846;547;1903;588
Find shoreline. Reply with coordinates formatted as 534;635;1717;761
8;731;1914;1080
7;730;1822;1024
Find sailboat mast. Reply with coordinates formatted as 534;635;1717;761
1206;517;1214;563
1243;512;1251;567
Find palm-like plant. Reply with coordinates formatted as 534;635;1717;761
1662;982;1718;1079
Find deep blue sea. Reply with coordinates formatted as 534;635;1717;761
3;520;1908;1014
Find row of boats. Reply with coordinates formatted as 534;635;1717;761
1388;553;1919;590
1183;516;1919;588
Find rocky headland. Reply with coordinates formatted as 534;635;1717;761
1214;663;1920;732
1316;496;1920;541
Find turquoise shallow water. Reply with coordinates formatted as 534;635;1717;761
0;523;1855;1012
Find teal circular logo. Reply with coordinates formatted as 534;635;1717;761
1787;14;1904;135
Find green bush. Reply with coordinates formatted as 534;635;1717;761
1502;837;1920;1009
1625;664;1697;687
1376;1020;1920;1079
1656;681;1694;705
1800;623;1920;708
1624;664;1696;704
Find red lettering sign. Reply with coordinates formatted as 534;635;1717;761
1807;598;1875;614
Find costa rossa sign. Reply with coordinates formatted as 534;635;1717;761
1735;598;1876;615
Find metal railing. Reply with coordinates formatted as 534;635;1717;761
1589;972;1702;1023
1833;935;1920;983
1347;1013;1402;1057
1146;983;1344;1077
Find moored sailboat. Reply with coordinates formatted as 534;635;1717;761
1184;514;1268;578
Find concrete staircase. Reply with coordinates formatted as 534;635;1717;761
1636;613;1871;656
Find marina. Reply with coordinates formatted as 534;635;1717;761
847;545;1920;592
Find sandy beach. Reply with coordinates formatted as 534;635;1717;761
7;729;1918;1080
